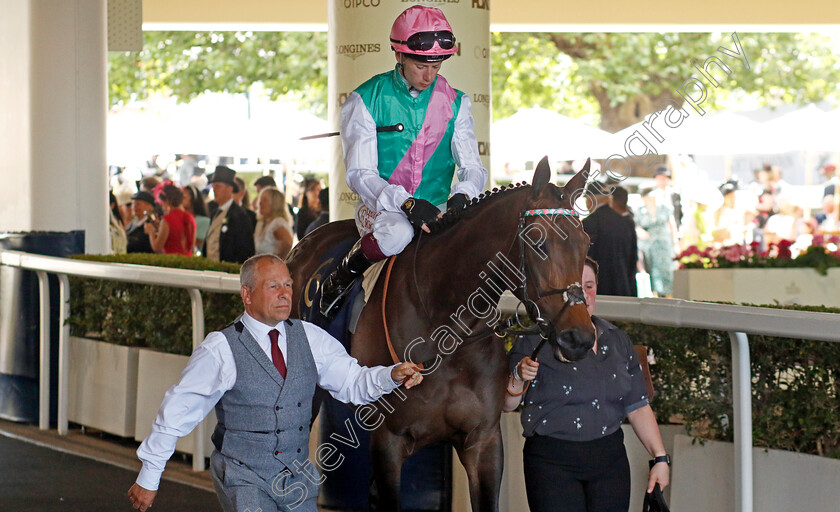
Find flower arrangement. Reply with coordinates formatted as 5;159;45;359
677;235;840;275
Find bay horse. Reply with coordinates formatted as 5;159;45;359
286;157;596;511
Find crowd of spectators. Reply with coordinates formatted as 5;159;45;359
109;160;326;262
584;162;840;298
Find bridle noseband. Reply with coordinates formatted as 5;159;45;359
496;208;587;363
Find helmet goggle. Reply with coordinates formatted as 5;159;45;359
390;31;456;52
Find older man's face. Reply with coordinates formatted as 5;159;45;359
241;259;293;326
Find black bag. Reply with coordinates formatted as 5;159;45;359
642;483;670;512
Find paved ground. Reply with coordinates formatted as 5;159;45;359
0;421;220;512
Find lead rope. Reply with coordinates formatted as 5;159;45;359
381;256;402;366
381;255;424;371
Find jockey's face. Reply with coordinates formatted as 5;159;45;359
397;54;441;91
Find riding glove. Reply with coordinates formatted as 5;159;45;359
400;197;440;229
446;193;470;211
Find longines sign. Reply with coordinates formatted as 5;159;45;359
337;43;382;60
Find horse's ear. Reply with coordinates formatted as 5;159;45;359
532;156;551;197
563;158;591;195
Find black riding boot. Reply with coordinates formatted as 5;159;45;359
319;241;374;318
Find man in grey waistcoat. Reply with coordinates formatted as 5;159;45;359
127;254;423;512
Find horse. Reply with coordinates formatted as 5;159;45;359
286;157;596;511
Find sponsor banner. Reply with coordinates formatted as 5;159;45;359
328;0;490;221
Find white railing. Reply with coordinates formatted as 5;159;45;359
1;249;838;512
0;250;239;471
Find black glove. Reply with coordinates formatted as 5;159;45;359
447;193;469;211
400;197;440;229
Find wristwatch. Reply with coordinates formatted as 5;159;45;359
649;454;671;469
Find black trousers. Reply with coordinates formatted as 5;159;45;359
523;429;631;512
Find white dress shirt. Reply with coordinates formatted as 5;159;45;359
340;71;488;214
135;312;400;490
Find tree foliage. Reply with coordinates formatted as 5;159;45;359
109;31;329;116
109;31;840;131
495;32;840;131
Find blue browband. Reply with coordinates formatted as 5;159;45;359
523;208;579;217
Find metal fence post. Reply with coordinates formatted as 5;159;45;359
729;331;753;512
35;271;50;430
57;274;70;436
188;288;206;471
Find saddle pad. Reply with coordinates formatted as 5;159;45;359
362;259;388;303
346;259;389;335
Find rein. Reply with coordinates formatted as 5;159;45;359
380;206;586;377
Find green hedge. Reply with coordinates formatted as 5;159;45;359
67;256;838;458
615;302;840;459
68;254;241;355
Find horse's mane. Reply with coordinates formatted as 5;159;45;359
426;181;531;234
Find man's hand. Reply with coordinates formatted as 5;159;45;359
400;197;440;234
128;483;157;511
391;362;423;389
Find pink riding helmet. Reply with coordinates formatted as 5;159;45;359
390;6;457;63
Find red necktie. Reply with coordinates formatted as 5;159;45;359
269;329;287;379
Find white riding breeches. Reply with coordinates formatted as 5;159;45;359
354;204;414;257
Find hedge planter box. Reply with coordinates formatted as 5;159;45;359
67;337;138;437
673;267;840;307
670;434;840;512
134;348;216;456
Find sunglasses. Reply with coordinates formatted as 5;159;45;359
391;31;456;52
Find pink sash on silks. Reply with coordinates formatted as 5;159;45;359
387;76;458;195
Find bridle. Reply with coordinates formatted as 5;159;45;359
494;208;588;364
385;206;587;370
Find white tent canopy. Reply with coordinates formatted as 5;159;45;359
762;104;838;153
490;108;612;168
107;93;330;166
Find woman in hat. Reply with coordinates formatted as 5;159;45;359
710;180;749;246
636;187;678;297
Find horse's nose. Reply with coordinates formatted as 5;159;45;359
554;327;596;362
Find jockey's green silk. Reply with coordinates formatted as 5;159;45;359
354;65;464;207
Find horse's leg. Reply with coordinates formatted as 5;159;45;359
369;428;406;512
454;425;504;512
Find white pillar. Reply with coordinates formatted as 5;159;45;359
327;0;491;221
0;0;109;254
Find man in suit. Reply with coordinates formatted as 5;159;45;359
203;165;256;263
125;191;155;253
583;186;638;297
127;254;423;512
234;176;258;233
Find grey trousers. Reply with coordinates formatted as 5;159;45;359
210;451;319;512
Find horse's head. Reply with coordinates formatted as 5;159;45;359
517;156;596;362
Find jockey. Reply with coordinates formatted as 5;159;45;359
320;5;488;317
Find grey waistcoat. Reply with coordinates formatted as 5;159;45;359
211;318;317;480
